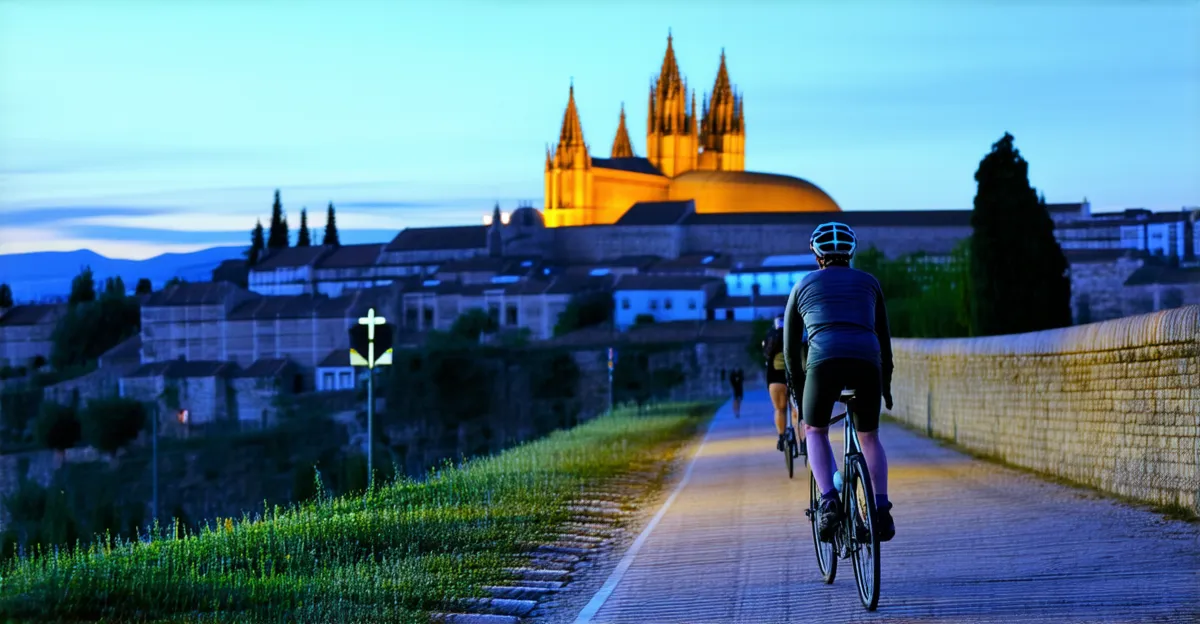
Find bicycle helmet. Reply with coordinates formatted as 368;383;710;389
809;221;857;259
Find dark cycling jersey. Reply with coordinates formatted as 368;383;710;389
782;266;894;422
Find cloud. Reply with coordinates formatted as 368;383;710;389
0;205;180;227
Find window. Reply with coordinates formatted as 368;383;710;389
405;307;418;327
664;298;673;310
751;284;761;297
423;307;434;326
649;299;658;310
688;299;697;310
323;372;334;390
339;371;352;388
505;304;518;326
725;309;734;320
706;308;715;320
487;304;500;326
621;298;631;310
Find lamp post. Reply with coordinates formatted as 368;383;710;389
151;402;158;526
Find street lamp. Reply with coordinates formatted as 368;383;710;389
349;308;394;491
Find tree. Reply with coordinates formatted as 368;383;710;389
34;400;81;453
449;308;499;343
969;133;1072;335
50;282;141;371
68;266;96;307
267;189;289;250
80;397;146;456
134;278;153;296
296;208;311;247
553;291;613;336
247;220;266;266
323;202;340;247
0;283;12;308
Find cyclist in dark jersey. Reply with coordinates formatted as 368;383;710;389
783;222;896;543
763;315;802;452
729;368;744;418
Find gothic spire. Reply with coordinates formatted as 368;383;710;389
558;83;585;147
611;103;634;158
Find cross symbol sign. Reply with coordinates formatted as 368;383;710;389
358;308;386;367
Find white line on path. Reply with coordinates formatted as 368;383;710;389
571;410;723;624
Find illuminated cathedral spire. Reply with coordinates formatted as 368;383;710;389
611;103;634;158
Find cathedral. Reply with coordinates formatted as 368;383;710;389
543;34;842;228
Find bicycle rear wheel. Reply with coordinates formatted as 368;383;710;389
785;427;795;479
845;455;880;610
808;470;836;583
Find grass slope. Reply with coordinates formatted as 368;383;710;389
0;403;714;623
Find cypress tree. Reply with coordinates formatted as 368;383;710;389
323;202;341;247
267;189;289;249
248;219;266;265
135;278;152;296
969;132;1072;335
68;267;96;307
297;208;311;247
0;283;12;308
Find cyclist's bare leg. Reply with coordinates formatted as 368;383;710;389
805;425;837;494
805;423;838;474
857;430;889;500
768;383;788;435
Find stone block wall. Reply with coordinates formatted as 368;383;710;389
888;305;1200;514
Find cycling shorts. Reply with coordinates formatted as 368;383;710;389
766;365;787;386
802;357;882;432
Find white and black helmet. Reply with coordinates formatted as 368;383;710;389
809;221;857;259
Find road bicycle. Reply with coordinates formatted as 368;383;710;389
783;395;805;479
804;388;881;611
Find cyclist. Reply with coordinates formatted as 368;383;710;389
762;315;803;453
729;367;745;418
783;221;896;543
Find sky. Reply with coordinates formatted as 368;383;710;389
0;0;1197;260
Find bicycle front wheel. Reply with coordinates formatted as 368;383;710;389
845;455;880;611
809;470;836;583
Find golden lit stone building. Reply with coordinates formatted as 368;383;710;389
543;34;841;228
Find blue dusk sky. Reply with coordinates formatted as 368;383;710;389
0;0;1197;260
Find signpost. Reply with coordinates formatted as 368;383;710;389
349;308;394;490
607;347;616;414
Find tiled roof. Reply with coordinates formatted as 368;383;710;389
1124;264;1200;286
615;200;695;226
546;320;754;349
318;349;354;368
126;359;239;379
546;274;614;295
437;256;530;274
707;294;790;309
614;275;723;292
227;287;393;321
314;243;385;269
386;226;487;252
238;358;293;378
99;334;142;367
1045;202;1086;214
681;210;973;228
253;245;333;270
591;157;664;176
141;282;247;307
0;303;65;326
1064;249;1140;264
647;253;733;272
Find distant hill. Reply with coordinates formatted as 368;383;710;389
0;246;246;303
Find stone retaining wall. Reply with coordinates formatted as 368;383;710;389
889;305;1200;514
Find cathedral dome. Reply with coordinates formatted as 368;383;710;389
668;170;841;214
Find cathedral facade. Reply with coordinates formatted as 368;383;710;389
543;35;842;228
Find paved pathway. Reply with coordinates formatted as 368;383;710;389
573;390;1200;623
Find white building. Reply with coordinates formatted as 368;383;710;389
613;275;723;330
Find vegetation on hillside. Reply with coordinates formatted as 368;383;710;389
0;403;713;623
50;270;140;371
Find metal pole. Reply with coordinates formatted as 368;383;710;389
152;403;158;526
367;364;374;491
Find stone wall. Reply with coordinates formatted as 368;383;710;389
888;305;1200;514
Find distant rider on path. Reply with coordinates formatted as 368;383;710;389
763;315;803;453
729;368;745;418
